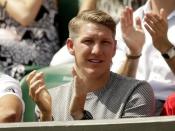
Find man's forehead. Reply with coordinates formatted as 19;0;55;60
79;22;112;35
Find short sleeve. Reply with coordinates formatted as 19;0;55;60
122;81;155;118
0;74;25;115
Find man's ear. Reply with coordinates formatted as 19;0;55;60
66;38;75;55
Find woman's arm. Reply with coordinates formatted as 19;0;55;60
79;0;97;13
0;0;42;26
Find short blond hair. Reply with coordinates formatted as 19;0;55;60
68;10;116;39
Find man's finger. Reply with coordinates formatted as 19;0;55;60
30;72;44;85
35;85;46;101
26;70;37;85
160;8;166;21
29;80;43;98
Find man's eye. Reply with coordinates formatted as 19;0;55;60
83;40;93;44
102;41;111;45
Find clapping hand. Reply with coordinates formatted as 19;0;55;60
69;66;88;120
26;70;52;121
120;7;145;56
144;8;170;53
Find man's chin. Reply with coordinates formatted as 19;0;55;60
84;68;104;77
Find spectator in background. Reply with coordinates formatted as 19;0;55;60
0;0;59;80
26;10;155;121
122;0;146;10
161;93;175;116
0;73;24;122
111;0;175;115
79;0;147;22
79;0;124;22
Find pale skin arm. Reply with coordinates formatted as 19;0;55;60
26;70;52;121
144;9;175;75
69;66;88;120
0;0;42;26
0;28;20;40
117;57;140;77
117;7;145;77
79;0;97;14
0;95;23;122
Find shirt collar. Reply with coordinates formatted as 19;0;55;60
143;0;151;14
167;10;175;20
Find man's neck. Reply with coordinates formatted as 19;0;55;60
80;71;110;92
150;0;175;17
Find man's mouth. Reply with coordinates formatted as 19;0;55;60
88;59;103;63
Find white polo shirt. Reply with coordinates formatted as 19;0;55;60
0;73;25;119
112;1;175;100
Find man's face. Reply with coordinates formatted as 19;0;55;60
68;22;116;78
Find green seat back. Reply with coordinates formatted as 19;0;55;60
20;64;72;122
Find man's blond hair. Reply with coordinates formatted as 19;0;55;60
68;10;116;39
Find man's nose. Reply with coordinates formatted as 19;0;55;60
91;43;102;55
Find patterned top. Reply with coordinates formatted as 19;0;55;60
96;0;147;23
0;0;59;80
96;0;124;23
36;72;155;121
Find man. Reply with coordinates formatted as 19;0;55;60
26;10;155;121
111;0;175;114
50;0;146;66
0;73;24;122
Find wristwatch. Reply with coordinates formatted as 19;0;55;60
81;110;93;120
162;46;175;59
